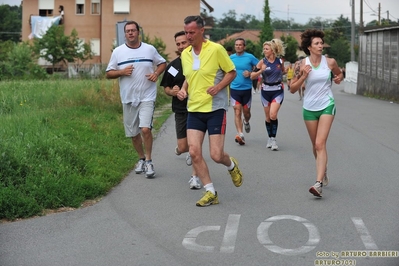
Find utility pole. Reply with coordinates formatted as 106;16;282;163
359;0;364;34
351;0;355;61
378;2;381;25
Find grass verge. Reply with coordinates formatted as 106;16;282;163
0;79;172;221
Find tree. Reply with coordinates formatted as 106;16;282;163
142;34;169;62
70;29;94;69
0;42;48;80
280;35;298;63
259;0;273;45
328;37;350;67
32;25;93;72
0;4;22;42
0;40;15;62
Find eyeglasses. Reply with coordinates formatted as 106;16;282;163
125;29;138;33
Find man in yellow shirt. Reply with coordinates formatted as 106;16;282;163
177;16;243;207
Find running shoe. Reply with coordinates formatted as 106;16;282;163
145;162;155;178
235;133;245;145
266;138;272;148
134;159;145;174
309;181;322;197
196;191;219;207
229;157;243;187
271;137;279;151
175;146;182;156
186;153;192;166
323;168;329;187
189;176;201;189
243;121;251;133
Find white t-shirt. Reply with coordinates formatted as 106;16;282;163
303;56;334;111
106;42;166;106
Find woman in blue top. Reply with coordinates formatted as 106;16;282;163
251;39;285;151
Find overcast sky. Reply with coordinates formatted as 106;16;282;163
205;0;398;25
1;0;398;25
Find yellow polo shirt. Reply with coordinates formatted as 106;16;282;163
181;40;235;113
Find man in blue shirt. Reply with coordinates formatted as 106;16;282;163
230;38;259;145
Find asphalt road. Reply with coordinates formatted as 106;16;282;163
1;82;399;266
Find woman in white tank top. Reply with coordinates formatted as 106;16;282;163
289;29;344;198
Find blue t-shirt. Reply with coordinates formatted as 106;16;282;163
230;52;259;90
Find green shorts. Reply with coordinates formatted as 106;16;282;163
303;104;336;121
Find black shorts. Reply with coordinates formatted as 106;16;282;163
187;109;227;135
175;112;188;139
230;89;252;108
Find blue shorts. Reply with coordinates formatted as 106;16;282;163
187;109;227;135
230;89;252;108
261;88;284;107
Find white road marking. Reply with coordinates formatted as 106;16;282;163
220;214;241;253
182;226;220;252
257;215;320;255
351;217;379;250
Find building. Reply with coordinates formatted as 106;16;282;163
21;0;214;64
217;30;303;46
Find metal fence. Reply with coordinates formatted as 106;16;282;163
67;63;108;79
357;26;399;102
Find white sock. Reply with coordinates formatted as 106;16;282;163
204;183;215;195
227;159;235;171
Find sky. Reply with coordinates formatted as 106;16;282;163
205;0;399;25
1;0;398;25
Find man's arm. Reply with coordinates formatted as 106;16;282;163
146;62;167;82
106;65;134;79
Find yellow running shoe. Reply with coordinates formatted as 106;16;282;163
229;157;243;187
196;191;219;207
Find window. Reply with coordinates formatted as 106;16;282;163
91;39;100;56
39;9;53;16
114;0;129;14
76;0;85;15
91;0;101;15
39;0;54;16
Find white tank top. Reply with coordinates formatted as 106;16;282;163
303;56;334;111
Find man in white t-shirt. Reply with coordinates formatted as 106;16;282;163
106;20;166;178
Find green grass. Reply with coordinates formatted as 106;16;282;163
0;79;172;221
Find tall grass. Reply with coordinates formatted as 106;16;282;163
0;79;171;220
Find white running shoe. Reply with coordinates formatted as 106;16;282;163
271;137;279;151
266;138;272;148
309;181;322;197
186;153;192;166
175;146;182;156
243;121;251;133
145;162;155;178
189;176;201;189
134;159;145;174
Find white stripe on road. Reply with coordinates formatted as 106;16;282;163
220;214;241;253
351;217;379;250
